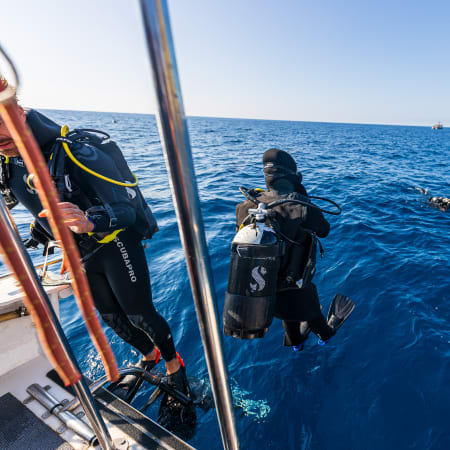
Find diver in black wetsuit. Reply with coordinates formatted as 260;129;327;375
0;93;195;433
428;196;449;211
235;149;354;350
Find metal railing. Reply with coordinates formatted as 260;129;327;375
138;1;239;449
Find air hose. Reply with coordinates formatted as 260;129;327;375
239;186;342;215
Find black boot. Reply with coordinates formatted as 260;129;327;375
158;356;196;440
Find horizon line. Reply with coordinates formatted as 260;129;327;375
34;106;444;129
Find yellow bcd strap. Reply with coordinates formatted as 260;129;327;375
26;174;36;191
88;228;124;244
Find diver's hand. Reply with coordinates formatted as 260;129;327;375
38;202;95;234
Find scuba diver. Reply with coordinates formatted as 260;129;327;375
428;196;449;211
416;188;449;211
0;78;195;434
223;148;354;351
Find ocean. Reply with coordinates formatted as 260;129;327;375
2;110;449;450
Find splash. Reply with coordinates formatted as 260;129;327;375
410;186;429;195
158;372;271;421
231;384;271;422
83;348;104;380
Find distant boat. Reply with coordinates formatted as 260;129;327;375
432;122;443;129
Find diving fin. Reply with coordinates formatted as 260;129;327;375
158;366;197;440
327;294;355;331
146;369;214;412
318;295;354;345
109;351;160;403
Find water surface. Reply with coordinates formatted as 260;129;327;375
3;110;449;450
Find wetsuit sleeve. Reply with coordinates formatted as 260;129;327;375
302;206;330;238
67;145;136;233
294;186;330;238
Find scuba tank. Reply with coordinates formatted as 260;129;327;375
223;203;284;339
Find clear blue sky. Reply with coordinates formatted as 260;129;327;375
2;0;450;125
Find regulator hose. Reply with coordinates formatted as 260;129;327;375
239;186;342;216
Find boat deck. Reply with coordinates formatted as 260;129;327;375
0;392;72;450
0;274;195;449
47;369;194;450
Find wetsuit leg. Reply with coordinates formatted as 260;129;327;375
282;321;309;346
309;315;334;341
85;271;155;355
276;283;334;344
84;229;177;361
275;282;323;321
282;317;333;346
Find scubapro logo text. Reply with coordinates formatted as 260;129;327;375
115;238;137;282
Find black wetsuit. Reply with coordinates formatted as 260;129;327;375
2;110;176;361
236;188;335;345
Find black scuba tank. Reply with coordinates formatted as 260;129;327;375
223;204;283;339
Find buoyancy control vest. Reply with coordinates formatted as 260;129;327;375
239;188;323;287
0;125;158;253
51;128;158;240
223;188;328;340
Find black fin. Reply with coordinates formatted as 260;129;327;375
158;367;197;440
150;369;214;412
327;294;355;331
108;359;157;403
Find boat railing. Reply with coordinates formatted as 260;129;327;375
139;1;239;448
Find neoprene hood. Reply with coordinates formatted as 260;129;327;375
263;148;302;190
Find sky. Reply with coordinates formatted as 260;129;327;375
2;0;450;126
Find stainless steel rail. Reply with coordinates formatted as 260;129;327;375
0;196;116;450
27;384;97;445
138;2;239;449
62;366;191;412
0;258;63;280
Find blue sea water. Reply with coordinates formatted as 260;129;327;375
2;110;449;450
